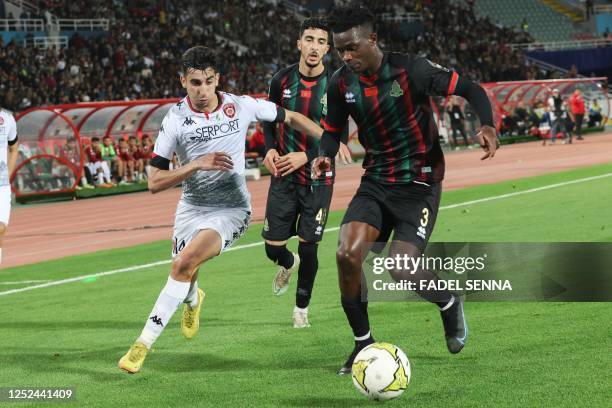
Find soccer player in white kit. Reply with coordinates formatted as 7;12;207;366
119;46;326;373
0;109;19;264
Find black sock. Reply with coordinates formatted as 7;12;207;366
265;243;294;269
341;295;371;339
296;241;318;309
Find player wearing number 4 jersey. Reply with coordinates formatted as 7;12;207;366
262;17;351;329
119;46;326;374
311;6;500;374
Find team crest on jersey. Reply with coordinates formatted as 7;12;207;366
223;103;236;118
0;117;3;125
390;80;404;97
345;91;356;103
283;89;292;99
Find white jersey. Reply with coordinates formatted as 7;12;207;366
0;110;18;187
154;92;280;208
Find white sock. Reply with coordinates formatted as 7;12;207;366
137;277;190;348
184;280;199;308
293;305;308;313
97;173;104;184
355;331;371;342
0;249;2;264
440;295;455;311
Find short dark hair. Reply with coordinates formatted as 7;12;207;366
181;46;219;74
328;3;375;33
300;17;330;40
91;136;99;142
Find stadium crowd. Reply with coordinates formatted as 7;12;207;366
0;0;554;113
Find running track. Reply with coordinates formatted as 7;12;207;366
3;133;611;269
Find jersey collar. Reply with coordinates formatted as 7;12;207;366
186;92;224;119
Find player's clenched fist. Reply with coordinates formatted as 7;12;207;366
194;152;234;171
263;148;280;177
311;156;331;179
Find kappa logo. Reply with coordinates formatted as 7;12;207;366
149;315;164;327
223;103;236;118
345;91;356;103
176;100;183;108
183;116;195;126
283;89;292;99
159;124;165;133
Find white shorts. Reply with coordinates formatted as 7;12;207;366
172;201;251;257
0;185;11;225
86;161;110;175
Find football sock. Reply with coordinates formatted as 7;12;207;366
265;243;294;269
137;276;190;349
341;295;371;339
184;279;199;309
296;242;318;308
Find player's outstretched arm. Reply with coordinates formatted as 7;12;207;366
148;152;233;194
283;110;324;140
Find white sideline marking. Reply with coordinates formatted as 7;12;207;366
0;280;51;285
1;172;610;298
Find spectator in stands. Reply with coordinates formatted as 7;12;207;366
1;0;537;113
585;0;594;20
569;89;585;140
84;136;112;187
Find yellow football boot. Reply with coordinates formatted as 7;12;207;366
181;288;205;339
118;341;149;374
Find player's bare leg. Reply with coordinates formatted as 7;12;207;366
387;240;467;354
119;229;220;373
336;221;378;374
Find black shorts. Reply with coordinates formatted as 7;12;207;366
342;177;442;252
262;177;333;243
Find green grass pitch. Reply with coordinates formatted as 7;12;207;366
0;163;611;407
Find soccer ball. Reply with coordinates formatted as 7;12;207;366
351;342;411;401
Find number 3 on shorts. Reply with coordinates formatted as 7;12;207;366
420;207;429;227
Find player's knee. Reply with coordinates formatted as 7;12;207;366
171;255;195;279
265;243;287;263
298;241;317;262
0;223;6;237
336;244;361;272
